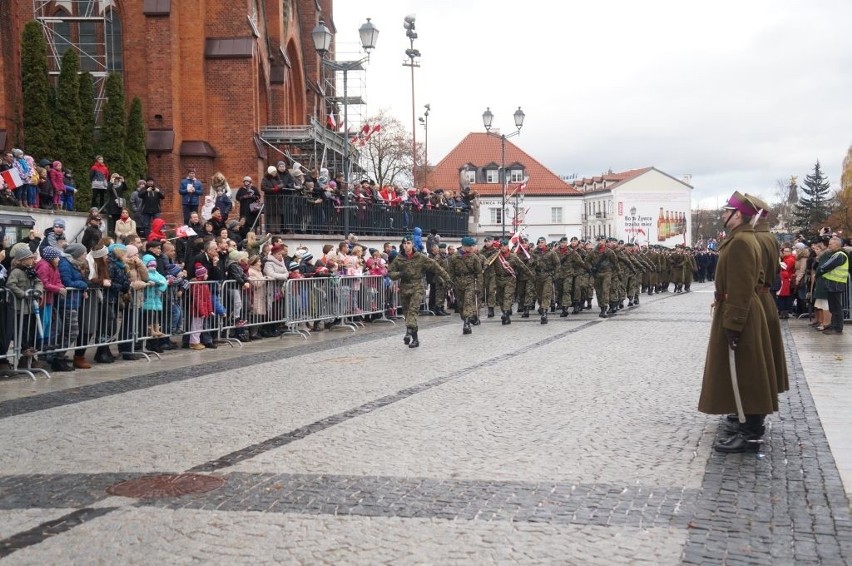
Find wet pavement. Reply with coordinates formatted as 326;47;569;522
0;282;850;564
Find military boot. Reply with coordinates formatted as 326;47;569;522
521;307;530;318
586;299;593;310
404;327;413;345
501;311;511;325
571;302;581;315
599;307;608;318
560;306;569;318
471;315;481;326
550;303;556;313
608;303;618;315
633;295;640;305
539;308;548;325
462;318;472;335
408;328;420;348
487;307;495;318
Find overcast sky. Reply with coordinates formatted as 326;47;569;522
333;0;852;209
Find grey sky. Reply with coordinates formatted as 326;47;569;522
334;0;852;208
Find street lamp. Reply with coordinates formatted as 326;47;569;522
312;17;379;237
402;14;421;186
482;106;525;238
418;103;430;186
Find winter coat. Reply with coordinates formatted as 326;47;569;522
179;177;203;206
58;257;89;309
778;254;796;297
140;187;165;214
147;218;167;242
35;259;63;304
191;282;213;317
7;267;44;313
48;167;65;196
143;269;168;311
263;255;289;281
89;161;109;186
114;218;137;241
248;265;268;316
698;222;778;416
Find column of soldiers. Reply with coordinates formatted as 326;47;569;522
391;233;717;352
698;191;789;454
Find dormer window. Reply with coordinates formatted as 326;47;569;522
509;168;525;182
485;169;499;183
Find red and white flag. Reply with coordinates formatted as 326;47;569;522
1;169;23;189
326;113;337;130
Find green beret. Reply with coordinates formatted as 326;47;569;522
438;243;447;249
401;235;413;242
537;237;546;243
483;236;493;242
559;236;568;242
500;238;510;246
461;236;476;246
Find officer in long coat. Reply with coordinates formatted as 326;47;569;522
698;191;778;453
448;236;483;335
388;236;453;348
744;193;789;394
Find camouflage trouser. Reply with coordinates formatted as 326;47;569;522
431;279;447;309
400;282;425;329
535;274;554;309
495;276;517;312
558;274;575;306
482;268;497;307
578;272;593;301
515;275;533;308
594;272;612;307
455;277;478;319
626;273;640;299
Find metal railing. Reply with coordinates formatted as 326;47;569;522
261;194;470;237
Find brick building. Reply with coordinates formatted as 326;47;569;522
0;0;343;224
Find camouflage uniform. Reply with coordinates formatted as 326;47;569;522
388;246;452;347
585;240;621;316
448;246;483;334
480;241;499;316
493;247;534;325
530;241;561;323
555;240;590;315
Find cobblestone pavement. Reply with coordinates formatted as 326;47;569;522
0;283;850;564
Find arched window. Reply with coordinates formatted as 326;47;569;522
105;8;123;73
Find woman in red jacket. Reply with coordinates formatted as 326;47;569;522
89;155;110;209
776;245;797;319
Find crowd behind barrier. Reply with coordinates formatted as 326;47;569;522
3;274;405;380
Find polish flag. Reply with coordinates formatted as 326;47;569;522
1;169;23;189
326;113;337;130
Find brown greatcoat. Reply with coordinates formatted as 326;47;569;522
752;220;789;393
698;222;778;415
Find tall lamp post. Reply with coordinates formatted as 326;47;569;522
418;103;430;186
402;15;421;186
312;17;379;237
482;106;525;238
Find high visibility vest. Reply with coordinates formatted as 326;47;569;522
823;251;849;283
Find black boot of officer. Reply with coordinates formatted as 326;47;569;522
463;318;472;335
404;327;413;345
487;307;495;318
408;328;419;348
539;308;548;324
599;307;608;318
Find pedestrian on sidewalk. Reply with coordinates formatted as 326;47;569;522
815;236;848;335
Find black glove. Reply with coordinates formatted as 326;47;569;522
725;329;741;350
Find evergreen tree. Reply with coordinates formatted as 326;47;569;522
77;72;96;210
792;160;832;237
78;72;96;160
20;21;55;159
125;97;148;184
54;50;83;188
97;73;127;177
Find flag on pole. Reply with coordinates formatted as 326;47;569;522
175;225;197;238
326;113;337;130
0;169;23;189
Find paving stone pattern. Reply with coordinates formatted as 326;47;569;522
0;285;850;564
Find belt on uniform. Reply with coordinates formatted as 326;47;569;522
755;286;769;293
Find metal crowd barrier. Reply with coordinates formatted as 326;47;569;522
2;274;438;380
843;281;851;322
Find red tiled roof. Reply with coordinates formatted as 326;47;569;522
429;132;580;196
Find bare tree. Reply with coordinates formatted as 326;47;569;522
357;109;418;188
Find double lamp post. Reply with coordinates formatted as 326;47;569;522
311;17;380;237
482;106;525;238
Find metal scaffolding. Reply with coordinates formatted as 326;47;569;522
32;0;119;118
